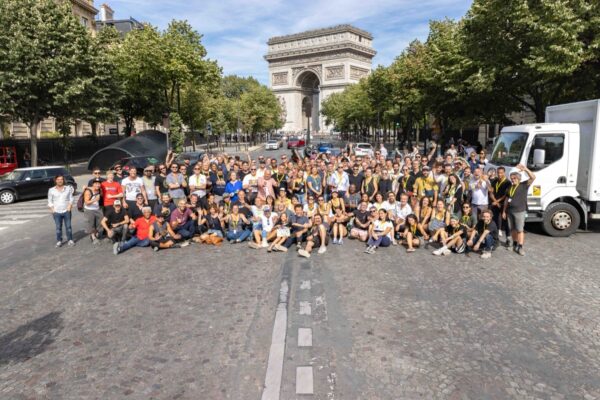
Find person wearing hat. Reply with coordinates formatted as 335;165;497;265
101;199;130;244
249;206;278;249
502;164;536;255
128;193;146;221
83;178;104;244
149;210;181;252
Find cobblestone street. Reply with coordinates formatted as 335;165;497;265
1;211;599;399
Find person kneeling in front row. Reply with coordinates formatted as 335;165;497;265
298;214;328;258
467;209;498;259
433;215;466;256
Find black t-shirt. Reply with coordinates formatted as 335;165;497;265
155;175;167;195
475;220;498;240
445;224;465;238
492;178;511;199
273;173;288;192
378;178;393;195
104;207;128;226
507;182;529;213
353;209;370;226
128;205;144;221
348;173;364;190
153;201;176;217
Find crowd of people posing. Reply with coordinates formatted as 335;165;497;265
47;141;535;259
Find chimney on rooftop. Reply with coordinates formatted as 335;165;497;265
99;3;114;22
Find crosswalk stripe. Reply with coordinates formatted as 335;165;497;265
0;213;49;219
0;220;29;225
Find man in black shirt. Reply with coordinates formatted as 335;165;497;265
467;209;498;258
348;165;364;191
101;200;130;243
349;201;371;242
502;164;535;256
490;166;511;244
433;215;466;255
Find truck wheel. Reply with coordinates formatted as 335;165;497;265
542;202;580;237
0;190;16;205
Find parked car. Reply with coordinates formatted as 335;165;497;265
317;142;334;153
287;136;306;149
354;143;374;157
0;166;76;204
265;139;282;150
111;156;162;175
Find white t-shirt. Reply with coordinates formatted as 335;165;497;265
470;179;489;206
121;177;144;202
243;173;260;193
373;220;394;239
189;174;207;198
261;213;278;232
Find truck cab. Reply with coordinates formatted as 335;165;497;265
487;99;600;237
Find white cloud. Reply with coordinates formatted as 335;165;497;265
107;0;472;84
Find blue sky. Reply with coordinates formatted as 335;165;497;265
104;0;473;84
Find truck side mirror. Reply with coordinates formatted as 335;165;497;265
533;149;546;167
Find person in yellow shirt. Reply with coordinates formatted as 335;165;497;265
413;166;439;203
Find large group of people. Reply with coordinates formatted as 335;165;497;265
48;140;535;259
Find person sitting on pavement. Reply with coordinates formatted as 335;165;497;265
197;204;224;238
298;213;328;258
364;209;394;254
114;206;155;255
330;205;349;245
101;200;129;244
269;212;290;252
467;209;498;259
432;215;466;256
149;210;183;252
349;201;371;242
285;204;311;250
249;206;278;249
170;199;197;242
401;214;422;253
224;204;251;243
427;199;451;247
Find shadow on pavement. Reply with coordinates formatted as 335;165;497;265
0;312;63;366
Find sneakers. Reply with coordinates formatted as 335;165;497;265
432;246;447;256
441;247;452;256
406;248;416;253
153;245;160;252
480;251;492;259
298;249;310;258
332;238;339;245
113;242;120;255
364;246;373;253
318;246;327;254
338;238;343;245
517;246;525;256
276;244;288;252
68;240;75;247
55;241;62;248
261;240;269;248
180;240;191;248
248;241;260;249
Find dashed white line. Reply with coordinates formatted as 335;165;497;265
296;366;314;394
298;328;313;347
299;301;312;315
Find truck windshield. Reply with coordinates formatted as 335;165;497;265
490;132;528;167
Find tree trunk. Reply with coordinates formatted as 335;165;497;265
29;119;40;167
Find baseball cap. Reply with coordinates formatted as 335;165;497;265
422;165;430;171
92;178;102;183
263;206;271;212
223;193;231;198
113;200;122;206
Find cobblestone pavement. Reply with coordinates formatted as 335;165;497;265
1;184;600;398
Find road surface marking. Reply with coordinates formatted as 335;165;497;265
298;328;313;347
296;366;314;394
261;280;289;400
299;301;312;315
0;220;28;225
300;280;311;290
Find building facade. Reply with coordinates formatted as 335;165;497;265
96;3;143;37
265;25;376;133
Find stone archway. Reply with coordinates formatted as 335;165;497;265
297;71;320;133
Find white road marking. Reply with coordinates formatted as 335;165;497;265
0;213;49;219
261;280;289;400
0;227;6;232
299;301;312;315
296;366;314;394
0;220;28;225
300;280;311;290
298;328;313;347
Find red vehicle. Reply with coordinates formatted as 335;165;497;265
0;146;18;175
286;136;306;149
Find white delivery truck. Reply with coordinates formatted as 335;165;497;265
486;99;600;237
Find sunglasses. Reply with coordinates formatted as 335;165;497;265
193;168;200;170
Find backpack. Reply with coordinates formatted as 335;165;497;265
77;188;90;212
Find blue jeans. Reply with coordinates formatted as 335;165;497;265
295;193;306;205
53;212;73;242
120;236;151;252
367;235;391;248
174;220;195;239
226;229;251;242
472;233;495;251
207;229;223;238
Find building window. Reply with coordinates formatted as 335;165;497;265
81;16;89;28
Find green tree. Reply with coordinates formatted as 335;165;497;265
239;85;283;142
0;0;94;165
464;0;589;122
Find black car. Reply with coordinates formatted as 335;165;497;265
0;166;77;204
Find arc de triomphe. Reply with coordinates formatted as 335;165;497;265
265;25;376;134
